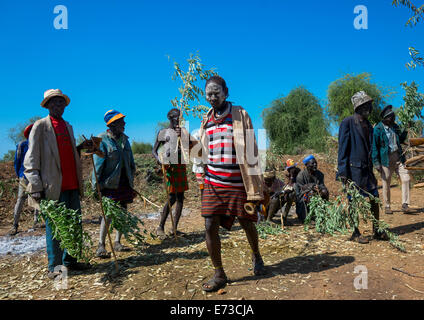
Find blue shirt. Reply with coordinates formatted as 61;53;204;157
14;140;28;179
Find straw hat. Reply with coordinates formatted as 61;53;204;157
41;89;70;108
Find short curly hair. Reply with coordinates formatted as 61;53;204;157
167;108;180;120
205;75;229;98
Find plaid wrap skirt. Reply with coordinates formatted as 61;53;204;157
166;164;188;194
201;183;257;230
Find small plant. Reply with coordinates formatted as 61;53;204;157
39;199;93;263
304;182;405;252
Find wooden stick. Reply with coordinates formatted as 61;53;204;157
132;189;161;209
405;155;424;166
409;138;424;147
405;166;424;171
90;154;119;273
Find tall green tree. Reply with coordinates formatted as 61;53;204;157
327;73;393;125
262;86;329;154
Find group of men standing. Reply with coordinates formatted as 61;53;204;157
6;83;415;292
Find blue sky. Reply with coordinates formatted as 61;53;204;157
0;0;423;157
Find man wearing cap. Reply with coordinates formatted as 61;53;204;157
296;155;329;223
372;105;411;214
337;91;388;243
24;89;92;278
93;110;137;258
8;124;41;236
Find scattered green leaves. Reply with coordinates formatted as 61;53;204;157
256;221;287;239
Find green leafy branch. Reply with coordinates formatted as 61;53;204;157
168;52;217;120
39;199;93;263
304;181;405;252
392;1;424;69
102;197;155;251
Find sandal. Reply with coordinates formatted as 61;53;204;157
202;276;227;292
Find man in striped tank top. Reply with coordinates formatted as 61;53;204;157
197;76;266;292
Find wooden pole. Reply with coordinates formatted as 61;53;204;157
90;154;119;273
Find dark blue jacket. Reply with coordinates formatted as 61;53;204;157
337;114;377;191
14;140;28;179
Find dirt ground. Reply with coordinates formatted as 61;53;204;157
0;155;423;300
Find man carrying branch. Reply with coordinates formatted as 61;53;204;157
93;110;137;258
24;89;92;279
337;91;389;244
153;108;191;239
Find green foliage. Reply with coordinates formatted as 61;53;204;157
0;150;15;162
407;47;424;69
397;81;424;136
392;1;424;69
168;52;217;120
8;116;42;144
102;197;155;251
304;182;405;252
262;86;329;154
256;221;287;239
327;73;393;125
131;141;153;154
39;200;93;263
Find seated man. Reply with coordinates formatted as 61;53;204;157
295;155;329;223
264;171;284;223
281;159;301;225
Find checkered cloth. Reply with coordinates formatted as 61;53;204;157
166;164;188;193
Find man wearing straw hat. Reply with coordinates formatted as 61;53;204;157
92;109;137;258
372;105;412;214
8;124;41;236
24;89;92;278
337;91;389;243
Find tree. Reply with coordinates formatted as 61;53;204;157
131;141;153;154
262;86;329;154
392;0;424;69
8;116;42;144
397;81;424;137
0;150;15;163
327;73;393;126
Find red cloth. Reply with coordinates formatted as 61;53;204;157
50;116;79;191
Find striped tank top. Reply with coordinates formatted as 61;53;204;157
204;105;244;189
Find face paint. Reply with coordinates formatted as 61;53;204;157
206;82;226;111
168;112;180;129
